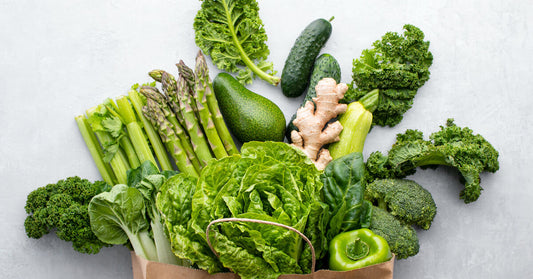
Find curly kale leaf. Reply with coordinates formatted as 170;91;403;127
194;0;279;85
24;177;111;254
344;24;433;127
365;119;500;203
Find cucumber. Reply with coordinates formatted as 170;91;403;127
286;53;341;141
281;18;333;98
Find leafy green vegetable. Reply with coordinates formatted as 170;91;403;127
194;0;280;85
88;161;180;264
365;179;437;230
365;119;500;203
24;176;111;254
342;24;433;127
157;142;328;279
321;152;372;241
368;206;419;259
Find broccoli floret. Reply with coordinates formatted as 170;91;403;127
365;179;437;230
24;176;111;254
343;24;433;127
366;119;500;203
369;206;419;259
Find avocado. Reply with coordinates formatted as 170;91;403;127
213;73;286;143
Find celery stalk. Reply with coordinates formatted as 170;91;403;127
128;89;173;171
115;96;158;168
75;115;117;185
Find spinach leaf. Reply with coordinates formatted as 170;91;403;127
322;152;372;241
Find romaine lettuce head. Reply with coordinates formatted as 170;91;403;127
157;142;328;279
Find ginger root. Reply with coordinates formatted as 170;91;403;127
291;78;348;170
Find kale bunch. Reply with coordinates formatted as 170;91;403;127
24;176;111;254
366;119;500;203
343;24;433;127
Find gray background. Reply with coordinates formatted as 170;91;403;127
1;0;532;278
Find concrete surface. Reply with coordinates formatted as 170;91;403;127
1;0;532;278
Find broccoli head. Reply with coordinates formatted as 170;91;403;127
365;179;437;230
343;24;433;127
24;176;111;254
366;119;500;203
369;206;419;259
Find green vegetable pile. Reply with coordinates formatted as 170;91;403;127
23;1;503;278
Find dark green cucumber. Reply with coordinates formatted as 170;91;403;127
281;18;333;98
286;53;341;142
213;72;286;143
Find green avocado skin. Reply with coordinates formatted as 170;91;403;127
281;18;332;98
213;72;286;143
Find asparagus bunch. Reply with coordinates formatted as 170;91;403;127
144;51;238;173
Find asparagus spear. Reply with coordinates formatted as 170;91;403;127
165;72;214;166
140;86;201;172
195;51;239;155
148;69;164;83
142;100;199;177
177;61;228;159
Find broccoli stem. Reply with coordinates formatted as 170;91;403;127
75;116;117;185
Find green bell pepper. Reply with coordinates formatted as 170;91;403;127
329;228;392;271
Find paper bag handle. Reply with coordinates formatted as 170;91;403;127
206;217;316;273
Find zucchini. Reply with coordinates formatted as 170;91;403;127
281;18;333;98
286;53;341;141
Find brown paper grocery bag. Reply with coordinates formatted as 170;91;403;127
130;252;394;279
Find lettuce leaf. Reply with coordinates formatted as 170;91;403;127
193;0;280;85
